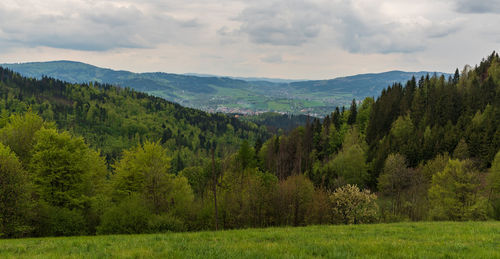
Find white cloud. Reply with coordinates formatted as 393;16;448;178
234;0;328;46
260;54;284;63
453;0;500;13
228;0;462;54
0;0;202;51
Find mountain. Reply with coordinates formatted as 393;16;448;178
2;61;450;116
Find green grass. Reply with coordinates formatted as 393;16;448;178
1;222;498;258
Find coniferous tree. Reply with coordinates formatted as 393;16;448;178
347;99;357;125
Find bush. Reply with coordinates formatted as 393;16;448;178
148;214;187;233
97;196;151;235
35;204;87;236
329;184;378;224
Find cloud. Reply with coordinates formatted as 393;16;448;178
235;0;328;46
230;0;462;54
0;0;202;51
260;54;283;63
337;13;462;54
453;0;500;13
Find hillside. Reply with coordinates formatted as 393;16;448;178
240;112;313;133
1;222;498;258
2;61;448;116
0;67;267;167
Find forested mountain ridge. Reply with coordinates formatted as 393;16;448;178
0;67;267;167
2;61;448;115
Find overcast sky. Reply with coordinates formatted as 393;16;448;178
0;0;499;79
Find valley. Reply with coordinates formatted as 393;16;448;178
3;61;449;116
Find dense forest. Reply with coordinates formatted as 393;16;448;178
0;53;499;238
239;112;313;133
0;68;268;169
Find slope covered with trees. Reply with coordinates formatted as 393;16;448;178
256;52;500;222
0;67;267;167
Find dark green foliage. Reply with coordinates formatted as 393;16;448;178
96;195;151;235
366;52;500;180
242;112;312;133
36;205;87;237
347;99;357;125
0;143;32;238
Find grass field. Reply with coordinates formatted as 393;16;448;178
0;221;498;258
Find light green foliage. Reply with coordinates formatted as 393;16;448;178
356;97;374;134
0;143;32;237
330;128;368;187
329;184;378;224
390;114;414;142
487;150;500;219
179;166;208;198
429;159;488;220
112;142;194;215
0;111;49;163
30;128;107;209
419;153;449;181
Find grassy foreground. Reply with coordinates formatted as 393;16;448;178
0;222;499;258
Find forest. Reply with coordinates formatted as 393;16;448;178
0;53;499;238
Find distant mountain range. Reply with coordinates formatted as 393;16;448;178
1;61;450;116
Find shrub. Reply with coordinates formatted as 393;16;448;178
35;204;87;236
97;196;151;235
148;214;187;233
329;184;378;224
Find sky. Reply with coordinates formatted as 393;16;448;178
0;0;499;79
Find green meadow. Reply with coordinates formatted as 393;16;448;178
1;221;498;258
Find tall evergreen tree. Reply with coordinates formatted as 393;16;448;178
347;99;357;125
